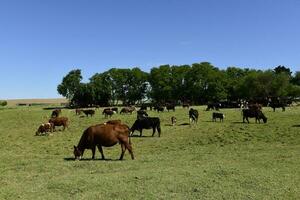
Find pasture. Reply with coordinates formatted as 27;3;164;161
0;105;299;199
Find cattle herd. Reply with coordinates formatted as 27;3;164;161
35;101;283;160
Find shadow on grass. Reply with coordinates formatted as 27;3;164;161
64;157;116;161
231;121;246;124
130;135;154;138
292;125;300;127
178;123;190;126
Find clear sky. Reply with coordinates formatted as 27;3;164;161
1;0;299;99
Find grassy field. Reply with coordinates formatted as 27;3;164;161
0;105;299;199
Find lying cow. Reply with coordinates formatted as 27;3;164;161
242;109;267;123
212;112;225;122
73;122;134;160
49;117;69;131
35;122;54;136
189;108;199;124
82;109;95;117
131;117;161;137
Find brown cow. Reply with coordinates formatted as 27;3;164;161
51;109;61;118
35;122;54;136
120;106;135;114
75;108;82;115
73;123;134;160
49;117;69;131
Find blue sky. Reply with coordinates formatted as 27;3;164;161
1;0;299;99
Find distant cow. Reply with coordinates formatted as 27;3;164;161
102;109;114;118
75;108;82;115
82;109;95;117
206;103;220;111
189;108;199;124
111;107;119;113
166;104;175;112
49;117;69;131
137;109;148;120
51;109;61;118
131;117;161;137
73;123;134;160
269;102;286;112
171;116;177;126
182;103;190;109
154;105;164;112
212;112;225;122
242;109;267;123
120;107;135;114
35;122;54;136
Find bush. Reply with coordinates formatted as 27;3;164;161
0;101;7;106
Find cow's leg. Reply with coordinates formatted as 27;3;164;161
282;107;285;112
246;117;249;123
91;146;96;159
139;129;143;137
119;143;126;160
97;145;105;160
124;142;134;160
152;127;156;137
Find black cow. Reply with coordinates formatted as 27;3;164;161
242;109;267;123
111;107;119;113
137;109;148;120
206;103;220;111
269;102;286;112
102;109;114;118
212;112;225;122
189;108;199;124
166;104;175;112
130;117;161;137
154;105;164;112
82;109;95;117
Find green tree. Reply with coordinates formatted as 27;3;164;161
57;69;82;100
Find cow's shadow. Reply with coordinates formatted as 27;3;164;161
292;125;300;127
231;121;245;124
64;157;117;161
178;123;190;126
130;135;154;138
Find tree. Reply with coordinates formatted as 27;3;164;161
0;101;7;106
57;69;82;100
274;65;292;77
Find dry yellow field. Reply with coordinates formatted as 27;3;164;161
5;98;68;106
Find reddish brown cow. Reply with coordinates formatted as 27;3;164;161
73;123;134;160
49;117;69;131
35;122;54;135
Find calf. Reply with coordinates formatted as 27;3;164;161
35;122;54;136
189;108;199;124
73;123;134;160
49;117;69;131
171;116;177;126
212;112;225;122
131;117;161;137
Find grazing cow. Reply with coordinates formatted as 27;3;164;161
242;109;267;123
212;112;225;122
189;108;199;124
73;123;134;160
51;109;61;118
49;117;69;131
120;107;135;114
182;103;190;109
269;102;286;112
166;104;175;112
75;108;82;115
35;122;54;135
137;109;148;120
171;116;177;126
131;117;161;137
82;109;95;117
102;109;114;118
111;107;118;113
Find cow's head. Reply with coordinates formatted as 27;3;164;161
73;146;82;160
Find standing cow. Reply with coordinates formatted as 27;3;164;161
131;117;161;137
73;123;134;160
189;108;199;124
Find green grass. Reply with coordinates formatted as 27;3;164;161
0;105;299;199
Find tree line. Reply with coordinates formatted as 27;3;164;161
57;62;300;107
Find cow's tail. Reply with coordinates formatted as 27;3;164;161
157;119;161;137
